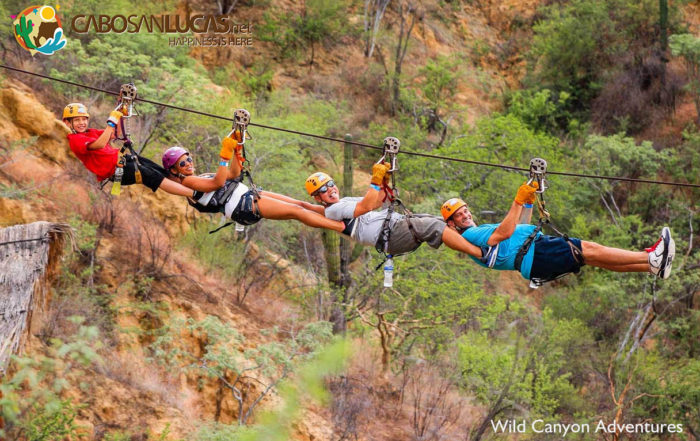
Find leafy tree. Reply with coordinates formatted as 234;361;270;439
151;316;334;424
578;133;668;225
195;339;351;441
416;55;462;145
527;0;682;123
459;310;589;441
0;320;102;440
506;89;574;136
259;0;348;66
670;33;700;125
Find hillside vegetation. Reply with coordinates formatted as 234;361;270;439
1;0;699;440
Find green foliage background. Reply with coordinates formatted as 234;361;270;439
1;0;699;438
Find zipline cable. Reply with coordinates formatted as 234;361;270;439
0;236;49;247
2;63;699;189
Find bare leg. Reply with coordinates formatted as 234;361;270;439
442;227;482;258
256;197;345;232
581;241;649;272
259;190;304;205
158;178;195;197
592;263;650;273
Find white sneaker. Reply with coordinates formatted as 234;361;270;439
647;227;675;279
662;228;675;279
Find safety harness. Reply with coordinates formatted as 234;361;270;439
374;137;420;269
513;158;584;288
104;83;141;196
207;109;261;234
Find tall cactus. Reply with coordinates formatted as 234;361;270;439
14;16;37;49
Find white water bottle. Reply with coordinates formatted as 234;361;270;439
383;257;394;288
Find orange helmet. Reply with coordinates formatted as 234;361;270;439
62;103;89;119
305;172;333;195
441;198;467;221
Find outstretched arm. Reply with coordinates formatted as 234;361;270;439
222;130;245;181
179;136;238;192
519;204;533;224
487;182;537;246
488;201;523;246
352;163;390;217
88;111;123;150
180;164;229;192
87;126;115;150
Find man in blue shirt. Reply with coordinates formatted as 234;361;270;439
441;182;675;283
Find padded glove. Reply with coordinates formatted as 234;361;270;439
383;162;392;186
371;162;390;186
515;181;538;205
219;137;237;161
107;110;122;126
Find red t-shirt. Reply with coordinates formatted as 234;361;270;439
67;129;119;180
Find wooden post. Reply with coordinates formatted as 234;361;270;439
340;134;354;288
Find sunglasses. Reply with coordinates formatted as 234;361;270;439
314;180;335;196
179;157;193;167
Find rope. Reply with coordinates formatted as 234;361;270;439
3;63;700;189
0;236;49;247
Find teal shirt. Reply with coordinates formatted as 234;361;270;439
461;224;540;279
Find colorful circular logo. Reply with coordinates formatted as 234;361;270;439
12;5;67;56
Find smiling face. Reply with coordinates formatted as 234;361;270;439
447;205;477;230
170;154;194;176
313;181;341;205
64;116;89;133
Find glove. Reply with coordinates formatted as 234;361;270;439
514;181;538;205
219;136;237;160
107;110;122;127
525;185;537;205
382;162;392;186
231;129;244;143
371;162;390;186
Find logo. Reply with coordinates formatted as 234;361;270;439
12;5;67;56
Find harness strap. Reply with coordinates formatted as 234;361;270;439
206;179;247;235
405;214;420;244
374;198;419;257
514;222;542;272
375;202;395;254
208;222;234;234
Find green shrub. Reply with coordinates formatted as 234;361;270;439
0;321;101;440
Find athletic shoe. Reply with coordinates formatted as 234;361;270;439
661;228;675;279
646;227;675;279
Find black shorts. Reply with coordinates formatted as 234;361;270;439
121;155;166;192
231;190;262;226
530;235;584;280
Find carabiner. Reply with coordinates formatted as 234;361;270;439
528;157;548;194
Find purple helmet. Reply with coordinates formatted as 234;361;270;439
162;146;190;170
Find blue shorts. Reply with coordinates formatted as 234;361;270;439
529;235;584;280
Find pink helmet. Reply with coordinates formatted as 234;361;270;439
162;146;189;170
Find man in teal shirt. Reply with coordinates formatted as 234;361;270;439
441;182;675;283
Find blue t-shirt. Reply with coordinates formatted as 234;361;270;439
461;224;541;279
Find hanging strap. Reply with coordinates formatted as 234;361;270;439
107;83;141;191
515;192;585;282
514;221;543;272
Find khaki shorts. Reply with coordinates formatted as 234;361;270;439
386;214;446;255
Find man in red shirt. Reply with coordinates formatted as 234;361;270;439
62;103;193;196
